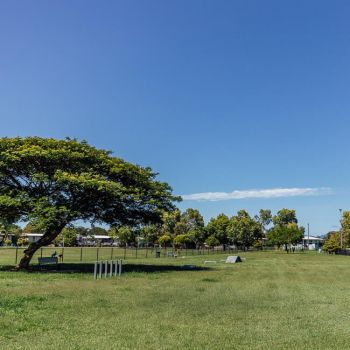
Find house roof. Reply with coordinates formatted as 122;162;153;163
23;233;43;237
92;235;111;239
79;235;111;240
303;235;324;241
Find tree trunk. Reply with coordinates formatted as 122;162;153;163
16;225;65;270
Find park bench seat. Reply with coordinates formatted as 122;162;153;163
38;257;58;266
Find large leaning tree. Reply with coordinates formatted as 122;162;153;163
0;137;181;269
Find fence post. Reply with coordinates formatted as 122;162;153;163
96;247;99;261
114;260;118;276
110;260;113;277
136;246;138;259
80;247;83;262
15;247;18;265
40;248;43;258
61;247;64;262
146;246;148;258
99;260;102;279
111;247;113;260
94;262;97;279
104;260;108;278
119;260;122;276
124;246;126;260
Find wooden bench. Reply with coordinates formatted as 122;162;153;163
38;257;58;267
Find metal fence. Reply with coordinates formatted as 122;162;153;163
0;246;248;266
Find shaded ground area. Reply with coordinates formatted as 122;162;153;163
0;262;208;273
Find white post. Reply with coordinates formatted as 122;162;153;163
99;260;102;279
114;260;118;277
119;260;122;276
110;260;113;278
94;261;97;279
105;260;108;278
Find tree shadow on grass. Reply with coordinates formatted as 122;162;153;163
0;263;210;274
123;263;209;274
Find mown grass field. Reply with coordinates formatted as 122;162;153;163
1;251;350;350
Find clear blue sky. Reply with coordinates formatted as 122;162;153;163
1;0;350;235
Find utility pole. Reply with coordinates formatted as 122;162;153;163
339;209;343;249
307;223;310;250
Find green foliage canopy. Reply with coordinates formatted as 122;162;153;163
206;213;230;244
267;223;304;247
173;234;189;248
115;226;135;247
0;137;180;268
139;224;160;246
256;209;272;232
340;211;350;246
323;232;341;253
272;209;298;226
158;234;172;247
227;210;263;249
205;234;220;247
54;227;78;247
161;210;181;236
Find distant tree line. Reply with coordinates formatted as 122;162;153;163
130;207;305;250
1;207;306;250
11;207;350;254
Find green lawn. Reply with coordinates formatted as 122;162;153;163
1;251;349;350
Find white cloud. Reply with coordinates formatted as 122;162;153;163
181;187;332;202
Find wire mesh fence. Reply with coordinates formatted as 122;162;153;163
0;245;249;266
